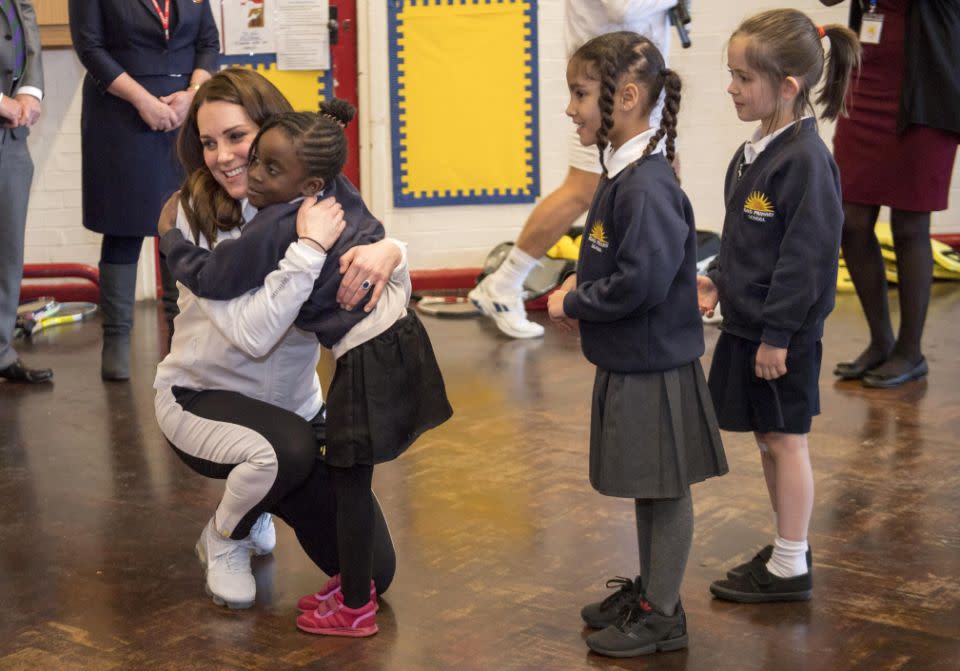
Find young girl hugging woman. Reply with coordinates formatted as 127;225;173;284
698;10;861;603
161;101;453;637
547;32;728;659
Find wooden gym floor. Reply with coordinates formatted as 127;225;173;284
1;287;958;670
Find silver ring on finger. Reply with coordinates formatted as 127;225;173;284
361;279;372;290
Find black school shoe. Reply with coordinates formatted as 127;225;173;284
726;544;812;579
710;556;812;603
585;598;688;658
581;576;641;629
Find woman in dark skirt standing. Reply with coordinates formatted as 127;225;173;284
826;0;960;387
547;32;727;659
69;0;220;380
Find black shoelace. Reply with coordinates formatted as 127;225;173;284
600;576;638;609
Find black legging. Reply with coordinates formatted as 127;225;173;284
277;460;394;594
840;203;932;371
164;387;396;594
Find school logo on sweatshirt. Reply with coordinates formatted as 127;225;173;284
744;191;775;222
588;222;609;251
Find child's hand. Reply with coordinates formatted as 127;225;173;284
296;196;345;252
755;343;788;380
697;276;719;317
547;289;577;333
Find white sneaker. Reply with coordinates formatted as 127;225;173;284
467;278;544;339
247;512;276;556
195;517;256;609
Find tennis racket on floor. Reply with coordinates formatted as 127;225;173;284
415;294;480;319
27;302;98;335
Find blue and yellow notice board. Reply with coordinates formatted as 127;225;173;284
389;0;540;207
218;53;333;113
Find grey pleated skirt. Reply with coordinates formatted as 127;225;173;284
590;360;728;499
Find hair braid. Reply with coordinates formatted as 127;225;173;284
594;49;619;176
572;31;677;173
252;98;356;187
644;68;681;165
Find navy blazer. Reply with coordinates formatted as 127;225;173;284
69;0;219;89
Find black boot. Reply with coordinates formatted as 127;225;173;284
99;262;138;381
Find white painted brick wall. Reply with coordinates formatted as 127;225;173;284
22;1;960;287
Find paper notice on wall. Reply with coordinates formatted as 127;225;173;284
216;0;276;55
275;0;330;71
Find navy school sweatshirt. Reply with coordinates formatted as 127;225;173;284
563;153;704;373
706;117;843;348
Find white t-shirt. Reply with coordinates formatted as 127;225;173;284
564;0;676;58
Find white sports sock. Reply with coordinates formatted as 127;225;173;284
766;535;808;578
488;246;538;295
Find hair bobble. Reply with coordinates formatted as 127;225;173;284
320;112;346;128
817;25;826;39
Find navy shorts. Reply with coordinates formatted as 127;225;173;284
707;332;821;435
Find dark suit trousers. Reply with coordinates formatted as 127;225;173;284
0;127;32;369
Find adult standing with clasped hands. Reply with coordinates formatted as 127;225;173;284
0;0;52;384
69;0;219;381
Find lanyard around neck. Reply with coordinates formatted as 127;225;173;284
150;0;171;41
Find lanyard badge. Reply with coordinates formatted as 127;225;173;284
150;0;171;41
860;0;884;45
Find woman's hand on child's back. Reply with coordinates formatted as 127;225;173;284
697;276;719;317
296;196;345;253
338;240;403;313
755;343;788;380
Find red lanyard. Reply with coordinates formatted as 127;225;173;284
150;0;171;41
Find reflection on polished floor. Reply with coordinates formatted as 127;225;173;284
1;287;959;670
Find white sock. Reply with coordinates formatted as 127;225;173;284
766;535;808;578
487;246;538;295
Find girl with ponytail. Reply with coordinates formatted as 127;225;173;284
699;10;860;605
546;30;728;659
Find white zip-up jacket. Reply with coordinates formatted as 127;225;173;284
154;202;409;420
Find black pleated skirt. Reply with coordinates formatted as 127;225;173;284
324;311;452;467
590;360;728;499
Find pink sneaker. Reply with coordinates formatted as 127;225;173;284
297;575;377;612
296;592;378;637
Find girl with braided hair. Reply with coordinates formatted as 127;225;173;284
161;101;452;637
699;10;860;604
546;31;727;658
